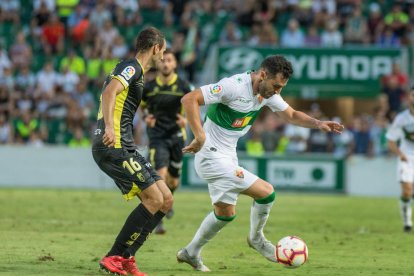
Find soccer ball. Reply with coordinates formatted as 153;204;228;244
276;236;308;268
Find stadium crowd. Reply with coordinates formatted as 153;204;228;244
0;0;411;157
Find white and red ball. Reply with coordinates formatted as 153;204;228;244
276;236;308;268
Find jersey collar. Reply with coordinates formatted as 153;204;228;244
156;73;178;86
136;58;145;74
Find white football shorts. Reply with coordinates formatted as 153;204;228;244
398;156;414;183
194;147;258;205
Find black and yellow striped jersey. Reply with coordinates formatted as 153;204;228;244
93;58;145;150
143;74;192;139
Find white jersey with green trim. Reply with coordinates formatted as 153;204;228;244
386;109;414;156
199;72;289;155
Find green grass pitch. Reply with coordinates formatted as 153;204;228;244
1;188;413;275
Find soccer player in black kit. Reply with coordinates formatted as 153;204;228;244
92;27;169;276
142;49;192;234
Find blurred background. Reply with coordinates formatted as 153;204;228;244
0;0;412;196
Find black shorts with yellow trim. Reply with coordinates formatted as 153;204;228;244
148;133;185;178
92;147;162;200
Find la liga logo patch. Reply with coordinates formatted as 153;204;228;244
210;84;223;94
235;169;244;179
121;66;136;80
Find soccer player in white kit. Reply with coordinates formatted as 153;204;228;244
386;88;414;232
176;55;345;271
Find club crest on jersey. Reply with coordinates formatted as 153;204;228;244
121;66;135;80
235;169;244;179
232;117;252;128
210;84;223;94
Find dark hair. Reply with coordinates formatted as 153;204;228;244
260;55;293;80
135;27;165;52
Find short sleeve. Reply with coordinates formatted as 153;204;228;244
386;116;403;142
266;94;289;112
199;77;236;105
112;60;142;89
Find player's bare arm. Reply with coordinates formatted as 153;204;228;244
181;89;205;153
101;79;125;147
388;140;408;161
277;106;344;134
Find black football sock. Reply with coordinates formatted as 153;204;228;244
107;204;153;257
123;211;166;257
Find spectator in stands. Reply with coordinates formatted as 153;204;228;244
370;111;389;156
96;19;120;53
68;127;90;147
66;98;84;131
220;21;243;45
59;65;80;94
34;0;55;12
304;25;321;47
257;21;278;46
15;112;40;144
15;66;37;93
376;26;401;47
312;0;336;28
35;61;60;98
261;112;284;153
111;35;128;59
343;6;369;45
72;80;95;119
55;0;79;25
0;45;11;76
0;112;13;144
84;47;103;86
0;67;15;91
280;18;305;48
284;124;310;154
0;0;20;24
382;62;409;91
350;116;373;156
321;19;343;47
14;90;34;117
67;4;86;31
41;14;65;55
382;75;405;117
331;117;353;158
89;2;111;31
367;2;384;43
0;86;11;118
60;49;86;76
246;124;265;157
114;0;140;26
384;4;409;39
10;31;33;70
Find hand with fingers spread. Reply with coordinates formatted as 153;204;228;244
316;121;345;134
102;127;116;147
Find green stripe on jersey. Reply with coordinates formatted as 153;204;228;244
207;103;261;131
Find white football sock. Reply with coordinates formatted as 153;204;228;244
249;201;273;242
400;198;413;227
186;212;230;257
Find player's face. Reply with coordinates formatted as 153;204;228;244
257;71;288;99
159;53;177;76
151;39;167;68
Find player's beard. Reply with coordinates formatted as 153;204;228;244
161;68;173;77
258;80;275;99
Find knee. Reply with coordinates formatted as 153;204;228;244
144;191;164;210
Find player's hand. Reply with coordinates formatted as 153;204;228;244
182;137;205;154
400;153;408;162
317;121;345;134
176;113;187;128
103;127;116;147
145;114;156;128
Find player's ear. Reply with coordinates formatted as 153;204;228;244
260;70;267;81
